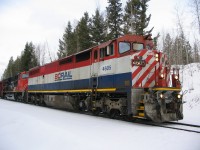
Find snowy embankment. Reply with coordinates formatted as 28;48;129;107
179;63;200;125
0;63;200;150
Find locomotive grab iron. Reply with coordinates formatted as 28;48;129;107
0;34;183;122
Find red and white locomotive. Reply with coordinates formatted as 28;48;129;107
1;34;183;122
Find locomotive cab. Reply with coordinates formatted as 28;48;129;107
88;34;183;122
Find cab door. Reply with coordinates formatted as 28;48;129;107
91;49;99;88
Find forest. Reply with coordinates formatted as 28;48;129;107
2;0;200;79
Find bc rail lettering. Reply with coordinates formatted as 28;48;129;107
55;71;72;81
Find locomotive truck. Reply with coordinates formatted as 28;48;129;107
0;34;183;122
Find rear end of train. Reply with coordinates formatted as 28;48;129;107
130;43;183;122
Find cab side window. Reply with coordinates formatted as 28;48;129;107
22;74;29;79
108;43;114;56
94;50;98;60
100;47;106;58
100;44;114;58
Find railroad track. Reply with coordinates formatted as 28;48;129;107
133;120;200;134
166;121;200;128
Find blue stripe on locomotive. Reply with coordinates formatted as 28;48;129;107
28;72;132;91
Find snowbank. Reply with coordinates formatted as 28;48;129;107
179;63;200;124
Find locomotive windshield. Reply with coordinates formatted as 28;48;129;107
133;43;144;51
22;74;29;79
119;42;130;53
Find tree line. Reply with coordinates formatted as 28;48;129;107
2;42;39;79
2;0;200;79
57;0;152;58
162;0;200;65
2;0;152;79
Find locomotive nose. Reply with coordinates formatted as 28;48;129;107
131;51;159;88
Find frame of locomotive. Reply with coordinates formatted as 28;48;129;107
0;34;183;122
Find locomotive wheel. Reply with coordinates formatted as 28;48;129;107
92;108;101;116
109;109;120;119
123;115;135;122
34;100;38;105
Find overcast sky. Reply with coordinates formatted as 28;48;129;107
0;0;193;77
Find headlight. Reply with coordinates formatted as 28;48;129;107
160;93;164;99
155;58;159;62
177;94;181;99
155;53;159;62
160;74;164;78
155;54;159;58
175;75;178;80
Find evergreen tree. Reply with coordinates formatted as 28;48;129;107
64;21;74;55
91;8;107;45
124;0;152;35
63;21;77;56
65;22;77;56
2;68;8;79
21;42;39;71
8;57;14;78
57;21;76;59
3;57;14;79
76;12;93;51
106;0;123;39
14;56;22;74
2;56;21;79
57;39;66;59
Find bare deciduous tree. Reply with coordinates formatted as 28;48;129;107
190;0;200;34
35;44;46;66
193;37;200;62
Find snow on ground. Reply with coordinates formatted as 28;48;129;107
0;63;200;150
0;100;200;150
179;63;200;125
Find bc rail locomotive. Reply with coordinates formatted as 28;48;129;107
0;34;183;122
